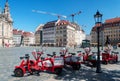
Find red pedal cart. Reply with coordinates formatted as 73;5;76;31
14;54;40;77
14;50;64;77
80;47;102;67
60;48;82;70
102;51;119;64
32;51;64;75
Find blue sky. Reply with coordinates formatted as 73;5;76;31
0;0;120;34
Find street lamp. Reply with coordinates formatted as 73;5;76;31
20;35;24;46
94;10;102;73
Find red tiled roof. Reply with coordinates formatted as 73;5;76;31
91;17;120;32
13;29;18;35
23;32;34;37
91;27;97;31
91;23;103;31
44;20;57;28
56;20;77;28
105;17;120;23
13;29;23;35
56;20;69;26
13;29;34;37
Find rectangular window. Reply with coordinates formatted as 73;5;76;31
63;39;66;42
63;34;66;37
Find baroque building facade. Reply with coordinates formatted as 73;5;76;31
13;29;35;47
42;20;57;46
42;19;86;47
0;0;13;47
56;20;76;47
23;31;35;46
13;29;24;47
91;17;120;46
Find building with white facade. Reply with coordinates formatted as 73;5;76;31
42;20;86;47
75;29;86;47
13;29;35;47
56;21;86;47
23;32;35;46
42;20;57;46
56;20;76;47
13;29;24;46
0;0;13;47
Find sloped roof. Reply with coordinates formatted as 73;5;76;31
13;29;24;35
56;20;77;29
56;20;69;26
91;23;103;31
13;29;34;37
105;17;120;23
23;32;34;37
35;24;44;31
44;20;57;28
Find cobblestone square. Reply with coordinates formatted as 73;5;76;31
0;47;120;81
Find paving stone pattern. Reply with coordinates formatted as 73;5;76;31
0;47;120;81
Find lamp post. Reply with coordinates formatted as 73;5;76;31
101;30;104;50
20;35;24;46
94;10;102;73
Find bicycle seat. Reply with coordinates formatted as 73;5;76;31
77;51;81;53
69;53;76;55
47;54;53;57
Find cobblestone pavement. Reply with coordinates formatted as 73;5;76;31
0;47;120;81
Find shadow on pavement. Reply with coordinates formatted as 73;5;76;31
117;61;120;64
54;65;120;81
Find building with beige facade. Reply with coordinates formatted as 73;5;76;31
34;24;44;46
91;17;120;47
56;20;86;47
42;19;86;47
13;29;35;47
23;32;35;46
13;29;24;46
56;20;76;47
0;0;13;47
